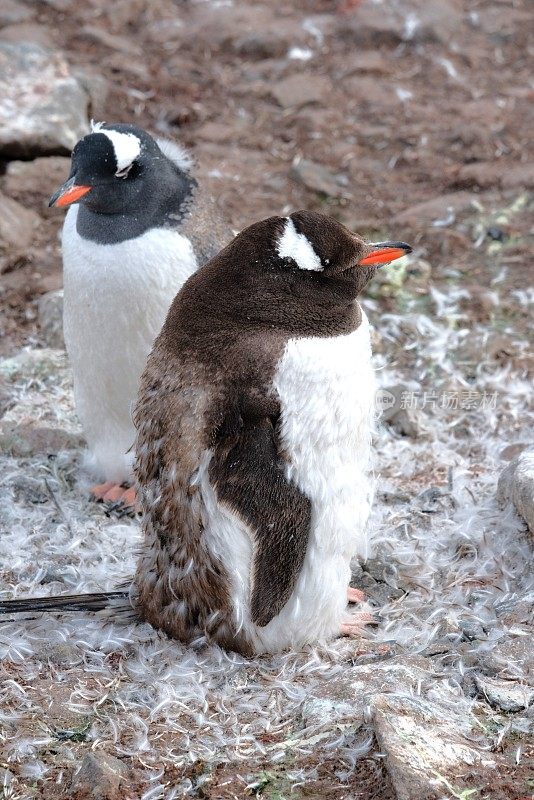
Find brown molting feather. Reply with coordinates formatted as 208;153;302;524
132;211;379;654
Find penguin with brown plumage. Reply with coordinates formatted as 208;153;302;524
0;211;411;655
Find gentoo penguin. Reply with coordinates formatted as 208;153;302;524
0;212;411;655
49;122;231;507
131;211;411;654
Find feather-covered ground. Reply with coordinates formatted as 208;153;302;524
1;0;533;796
1;260;532;799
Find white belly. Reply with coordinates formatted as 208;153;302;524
202;314;376;653
62;206;198;482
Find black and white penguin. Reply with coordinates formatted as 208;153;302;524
132;211;411;654
49;121;231;506
0;212;411;655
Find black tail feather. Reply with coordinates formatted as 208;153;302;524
0;590;130;615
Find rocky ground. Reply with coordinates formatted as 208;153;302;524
0;0;533;798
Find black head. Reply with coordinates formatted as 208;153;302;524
171;210;412;340
273;210;411;286
225;210;412;295
49;123;196;241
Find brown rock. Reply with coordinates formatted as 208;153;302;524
480;635;534;679
291;158;349;199
5;156;71;214
70;752;129;800
195;121;242;144
81;25;142;56
0;22;55;47
0;422;82;457
271;74;331;109
344;52;392;75
0;377;14;418
0;191;41;258
337;6;404;46
500;443;531;462
394;192;474;228
453;161;534;190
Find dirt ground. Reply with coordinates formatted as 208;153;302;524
0;0;532;358
0;1;533;799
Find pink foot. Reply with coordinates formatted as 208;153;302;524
91;481;115;501
347;587;366;604
91;482;138;512
340;610;376;636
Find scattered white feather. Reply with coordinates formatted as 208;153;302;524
0;273;532;794
156;137;194;173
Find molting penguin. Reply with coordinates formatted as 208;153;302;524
0;212;411;655
49;122;231;507
132;211;411;654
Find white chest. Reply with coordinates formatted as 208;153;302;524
257;315;376;651
62;206;197;331
273;315;376;557
61;206;198;482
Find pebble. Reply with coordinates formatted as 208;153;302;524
270;73;331;109
290;158;348;199
70;752;129;800
38;289;64;349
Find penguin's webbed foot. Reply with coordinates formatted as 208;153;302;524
340;588;378;636
340;612;376;636
91;482;138;515
347;586;366;604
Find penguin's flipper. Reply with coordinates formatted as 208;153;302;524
210;405;312;629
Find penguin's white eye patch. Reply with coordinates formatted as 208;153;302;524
277;218;323;272
93;125;142;177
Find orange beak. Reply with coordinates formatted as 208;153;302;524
359;241;412;266
49;177;92;208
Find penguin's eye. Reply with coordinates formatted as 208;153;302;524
115;162;134;179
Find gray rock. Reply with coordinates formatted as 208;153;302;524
474;674;534;713
0;422;82;457
38;289;64;349
497;449;534;534
290;158;348;199
0;0;35;27
0;42;90;157
70;752;129;800
378;385;428;439
478;636;534;680
0;190;41;253
302;657;430;728
373;690;491;800
270;74;331;109
0;348;67;383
